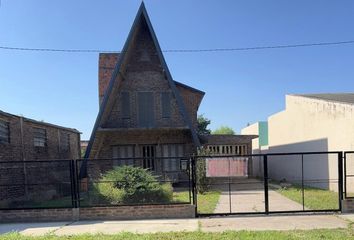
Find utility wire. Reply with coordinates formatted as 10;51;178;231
0;40;353;53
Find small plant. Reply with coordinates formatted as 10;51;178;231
94;165;173;204
196;148;211;194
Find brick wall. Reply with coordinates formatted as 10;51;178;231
0;112;80;202
0;112;80;162
0;204;195;223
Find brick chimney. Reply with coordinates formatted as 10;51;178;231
98;53;119;105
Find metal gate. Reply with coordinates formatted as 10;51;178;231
192;151;343;216
344;151;354;199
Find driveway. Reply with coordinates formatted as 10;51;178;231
213;178;305;213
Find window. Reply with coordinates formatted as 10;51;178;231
142;145;155;170
33;128;46;147
161;92;171;118
0;120;10;144
112;145;135;166
121;92;130;119
138;92;154;127
161;144;184;171
61;133;70;151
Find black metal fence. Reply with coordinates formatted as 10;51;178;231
75;157;192;207
0;151;350;215
0;157;192;210
192;151;343;216
0;160;73;209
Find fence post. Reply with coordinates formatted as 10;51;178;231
191;156;198;216
263;154;269;214
344;152;347;199
338;152;344;211
69;159;75;208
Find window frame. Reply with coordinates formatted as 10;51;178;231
33;127;47;148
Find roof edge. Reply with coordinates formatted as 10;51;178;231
0;110;81;134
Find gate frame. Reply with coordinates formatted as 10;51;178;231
192;151;343;217
344;151;354;199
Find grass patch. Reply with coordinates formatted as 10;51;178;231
275;184;339;210
174;190;220;214
1;228;353;240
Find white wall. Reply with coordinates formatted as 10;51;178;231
241;123;263;178
267;95;354;191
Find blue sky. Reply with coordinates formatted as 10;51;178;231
0;0;354;139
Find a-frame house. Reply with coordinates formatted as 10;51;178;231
83;3;205;180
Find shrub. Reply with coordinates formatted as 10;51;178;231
94;166;173;204
196;148;211;194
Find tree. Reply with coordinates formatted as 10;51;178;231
212;126;235;135
197;114;211;135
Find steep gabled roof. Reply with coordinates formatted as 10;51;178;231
84;3;200;160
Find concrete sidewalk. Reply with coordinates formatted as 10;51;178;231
0;214;351;236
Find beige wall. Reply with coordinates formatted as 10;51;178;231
266;95;354;191
241;123;263;177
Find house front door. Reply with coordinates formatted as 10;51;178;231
141;145;156;170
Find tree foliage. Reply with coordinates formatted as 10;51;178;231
212;125;235;135
197;114;211;135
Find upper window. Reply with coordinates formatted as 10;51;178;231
0;120;10;144
138;92;155;128
33;128;47;147
161;92;171;118
121;92;130;119
61;132;70;151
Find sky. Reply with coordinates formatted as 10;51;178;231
0;0;354;140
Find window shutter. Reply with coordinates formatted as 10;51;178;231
121;92;130;118
161;92;171;118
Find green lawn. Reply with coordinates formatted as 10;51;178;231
275;184;339;210
174;190;221;214
1;228;353;240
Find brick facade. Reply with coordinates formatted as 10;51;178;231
0;111;80;161
0;110;80;203
0;204;195;223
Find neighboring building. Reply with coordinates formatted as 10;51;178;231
83;4;256;180
0;110;81;161
241;122;268;178
242;93;354;191
0;110;81;204
80;140;89;157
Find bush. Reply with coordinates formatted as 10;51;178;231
196;148;211;194
94;166;173;204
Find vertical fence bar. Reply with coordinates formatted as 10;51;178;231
191;156;198;216
301;154;305;211
344;152;347;199
338;152;343;211
188;158;192;204
69;159;75;208
228;157;232;214
74;160;80;207
263;155;269;214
